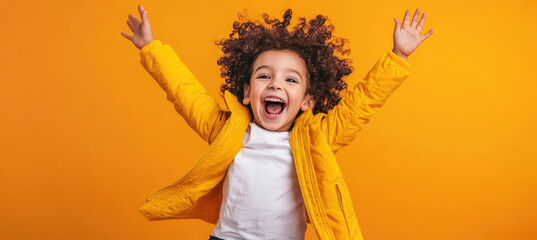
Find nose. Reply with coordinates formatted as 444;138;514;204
267;77;283;90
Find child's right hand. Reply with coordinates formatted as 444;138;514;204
121;4;155;50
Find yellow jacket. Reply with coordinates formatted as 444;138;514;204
137;40;410;240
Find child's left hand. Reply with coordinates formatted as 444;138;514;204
392;8;434;60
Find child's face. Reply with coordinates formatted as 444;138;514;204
242;49;315;132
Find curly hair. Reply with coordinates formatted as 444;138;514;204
215;9;354;114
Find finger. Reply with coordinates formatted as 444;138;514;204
420;29;434;42
141;10;150;26
127;19;135;32
410;8;421;28
394;17;401;31
416;12;427;32
128;14;141;25
121;31;133;41
138;4;145;19
403;9;410;26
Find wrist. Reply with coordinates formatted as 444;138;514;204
392;48;408;61
140;39;162;55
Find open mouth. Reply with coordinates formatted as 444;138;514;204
263;96;287;119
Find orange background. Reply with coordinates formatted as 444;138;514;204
1;0;536;239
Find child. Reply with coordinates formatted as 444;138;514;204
122;4;433;240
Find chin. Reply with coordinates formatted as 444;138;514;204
262;122;283;131
253;116;290;132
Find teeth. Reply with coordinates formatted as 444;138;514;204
264;97;284;103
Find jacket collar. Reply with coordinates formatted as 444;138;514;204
224;90;251;120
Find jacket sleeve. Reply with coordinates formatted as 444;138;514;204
139;40;229;144
321;51;411;153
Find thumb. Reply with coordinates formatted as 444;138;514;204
394;17;400;31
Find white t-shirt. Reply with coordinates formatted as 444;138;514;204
210;122;307;240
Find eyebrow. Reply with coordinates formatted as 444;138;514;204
254;65;303;80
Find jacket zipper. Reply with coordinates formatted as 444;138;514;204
335;183;352;238
290;125;321;239
145;117;234;202
293;115;337;240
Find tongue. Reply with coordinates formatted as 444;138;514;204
266;102;283;114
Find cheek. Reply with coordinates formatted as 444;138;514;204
249;88;263;107
292;89;306;105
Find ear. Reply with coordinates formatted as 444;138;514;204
301;94;315;111
242;83;251;105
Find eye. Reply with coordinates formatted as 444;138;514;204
258;75;270;79
286;78;297;83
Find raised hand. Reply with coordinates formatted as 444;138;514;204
121;4;155;50
392;8;434;60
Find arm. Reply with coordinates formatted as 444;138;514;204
140;40;229;143
322;8;434;153
122;4;228;143
322;51;410;153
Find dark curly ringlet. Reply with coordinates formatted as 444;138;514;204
215;9;354;114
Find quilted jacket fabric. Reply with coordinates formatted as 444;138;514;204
137;40;411;240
